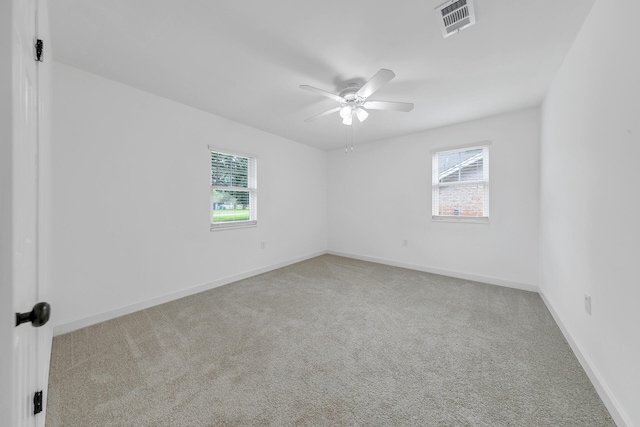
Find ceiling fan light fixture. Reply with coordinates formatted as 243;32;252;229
339;105;352;119
355;107;369;122
342;115;353;126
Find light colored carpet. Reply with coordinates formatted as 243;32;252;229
46;255;614;426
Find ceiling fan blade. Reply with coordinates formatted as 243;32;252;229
299;85;344;103
356;69;396;99
363;100;414;112
304;106;341;122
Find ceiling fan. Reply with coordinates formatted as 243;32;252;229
300;69;414;125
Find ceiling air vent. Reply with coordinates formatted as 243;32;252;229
436;0;476;38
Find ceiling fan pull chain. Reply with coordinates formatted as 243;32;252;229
345;126;348;153
350;125;354;151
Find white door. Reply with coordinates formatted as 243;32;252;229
12;0;52;425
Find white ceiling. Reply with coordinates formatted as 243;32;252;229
50;0;595;151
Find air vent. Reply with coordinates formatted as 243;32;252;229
436;0;476;38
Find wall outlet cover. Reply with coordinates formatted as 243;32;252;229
584;294;591;315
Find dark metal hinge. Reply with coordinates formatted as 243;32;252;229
35;39;43;62
34;391;43;415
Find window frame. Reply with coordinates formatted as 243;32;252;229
431;142;490;223
209;146;258;231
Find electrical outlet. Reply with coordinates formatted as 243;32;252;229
260;241;266;249
403;239;408;247
584;294;591;315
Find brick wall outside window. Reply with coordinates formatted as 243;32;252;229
437;161;484;216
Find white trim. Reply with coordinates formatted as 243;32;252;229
327;250;539;293
53;249;539;336
430;140;492;155
52;251;326;336
210;220;257;231
211;185;252;193
50;248;629;426
207;145;258;160
539;291;632;427
437;178;486;187
432;215;490;223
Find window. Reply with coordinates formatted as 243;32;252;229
432;144;489;222
210;148;257;230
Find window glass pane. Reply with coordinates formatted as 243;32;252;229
438;183;485;217
438;148;482;183
212;190;250;223
211;152;249;188
460;158;483;182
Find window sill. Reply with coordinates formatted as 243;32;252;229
210;220;258;231
432;216;489;224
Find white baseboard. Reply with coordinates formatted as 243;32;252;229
327;250;540;293
53;250;537;337
331;250;632;425
53;251;326;336
539;291;632;427
52;249;630;425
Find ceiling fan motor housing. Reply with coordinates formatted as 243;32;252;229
338;84;362;104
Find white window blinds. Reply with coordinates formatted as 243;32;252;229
432;145;489;221
210;149;257;230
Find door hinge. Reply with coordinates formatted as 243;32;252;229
35;39;43;62
33;391;43;415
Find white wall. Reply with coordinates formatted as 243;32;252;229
540;0;640;425
327;108;540;290
51;63;327;332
